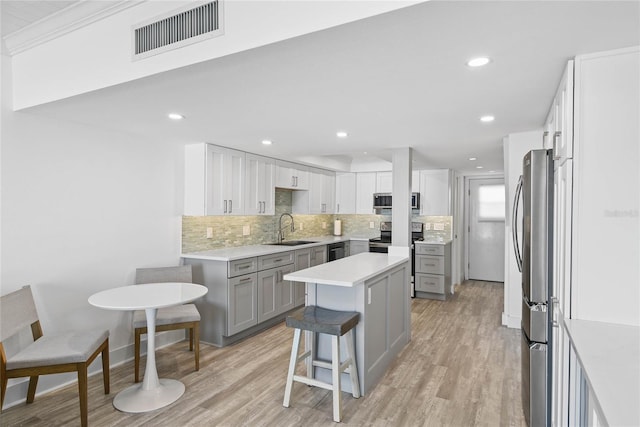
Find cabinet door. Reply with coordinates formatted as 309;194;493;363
227;273;258;336
245;154;275;215
335;173;356;214
350;240;369;255
294;167;309;190
356;172;376;214
293;249;311;306
257;268;278;322
277;264;296;314
275;160;297;189
376;171;393;193
322;172;335;214
308;170;324;214
206;144;245;215
420;169;451;215
552;60;574;164
553;161;573;316
310;245;326;266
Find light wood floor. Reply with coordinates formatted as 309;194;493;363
1;280;526;426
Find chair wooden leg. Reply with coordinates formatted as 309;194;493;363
188;327;194;351
102;339;110;394
134;328;141;383
26;375;38;404
1;369;7;411
78;363;88;427
194;323;200;371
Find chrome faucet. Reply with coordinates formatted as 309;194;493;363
278;213;295;243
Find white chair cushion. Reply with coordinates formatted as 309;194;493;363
133;304;200;329
6;329;109;370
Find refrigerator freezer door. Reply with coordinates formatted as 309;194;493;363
522;298;548;343
522;149;553;304
521;330;548;427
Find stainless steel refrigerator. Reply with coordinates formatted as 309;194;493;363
512;149;553;427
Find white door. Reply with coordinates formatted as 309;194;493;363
466;178;505;282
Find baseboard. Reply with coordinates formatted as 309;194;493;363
2;330;184;410
501;312;522;329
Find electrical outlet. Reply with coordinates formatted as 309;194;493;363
242;225;250;236
206;227;213;239
434;223;445;231
369;221;375;229
299;223;304;231
322;222;327;229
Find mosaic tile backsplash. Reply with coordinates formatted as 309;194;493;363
182;189;452;253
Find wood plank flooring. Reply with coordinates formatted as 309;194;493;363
1;280;526;426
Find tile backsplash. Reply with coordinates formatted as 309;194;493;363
182;189;453;253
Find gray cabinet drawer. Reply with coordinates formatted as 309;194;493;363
415;273;445;294
228;257;257;277
415;254;444;275
258;251;294;270
415;244;444;256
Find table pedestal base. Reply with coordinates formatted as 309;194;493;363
113;379;185;413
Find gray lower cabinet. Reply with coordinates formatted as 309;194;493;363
414;242;451;300
350;240;369;255
184;250;296;347
293;245;326;306
228;273;258;336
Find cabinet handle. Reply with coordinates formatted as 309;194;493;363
239;277;252;282
229;200;232;213
295;176;298;187
261;201;265;213
337;203;340;213
552;131;562;160
291;176;295;187
224;199;228;213
551;297;560;328
274;258;283;263
239;265;251;270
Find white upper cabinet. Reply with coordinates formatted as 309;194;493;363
376;171;393;193
293;168;335;214
550;60;575;165
355;172;377;214
335;173;356;214
245;154;276;215
276;160;309;190
184;143;245;216
419;169;451;216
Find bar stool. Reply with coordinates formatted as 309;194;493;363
283;306;361;422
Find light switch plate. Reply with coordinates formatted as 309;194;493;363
242;225;250;236
434;223;445;231
322;222;327;229
369;222;375;229
206;227;214;239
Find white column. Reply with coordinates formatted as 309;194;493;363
391;148;412;249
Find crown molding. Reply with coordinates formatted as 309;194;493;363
3;1;145;56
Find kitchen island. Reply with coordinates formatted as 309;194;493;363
284;251;411;396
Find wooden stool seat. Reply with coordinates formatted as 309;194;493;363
283;306;360;423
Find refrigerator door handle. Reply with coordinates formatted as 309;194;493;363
551;296;560;328
512;175;524;272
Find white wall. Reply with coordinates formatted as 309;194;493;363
502;130;543;328
1;52;185;406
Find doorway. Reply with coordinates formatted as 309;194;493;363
465;177;505;282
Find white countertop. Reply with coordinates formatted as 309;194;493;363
415;239;452;245
283;252;409;287
181;235;375;261
563;318;640;426
88;283;208;310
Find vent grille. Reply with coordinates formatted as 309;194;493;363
134;1;220;57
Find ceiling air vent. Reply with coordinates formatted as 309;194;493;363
133;1;223;60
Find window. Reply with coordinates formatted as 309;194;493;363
478;184;505;221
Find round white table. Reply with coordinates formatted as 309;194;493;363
89;282;207;413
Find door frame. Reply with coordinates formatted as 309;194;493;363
463;174;505;281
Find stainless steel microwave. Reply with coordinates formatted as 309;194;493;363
373;192;420;209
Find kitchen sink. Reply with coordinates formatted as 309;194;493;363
266;240;317;246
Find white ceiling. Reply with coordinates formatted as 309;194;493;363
5;1;640;173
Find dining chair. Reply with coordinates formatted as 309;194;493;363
0;286;109;427
133;265;201;383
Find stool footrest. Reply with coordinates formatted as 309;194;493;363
292;375;333;391
312;358;353;374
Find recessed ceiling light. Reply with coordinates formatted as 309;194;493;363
476;166;484;169
261;140;273;145
467;57;491;67
168;113;184;120
336;131;348;138
480;115;495;123
469;157;477;161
